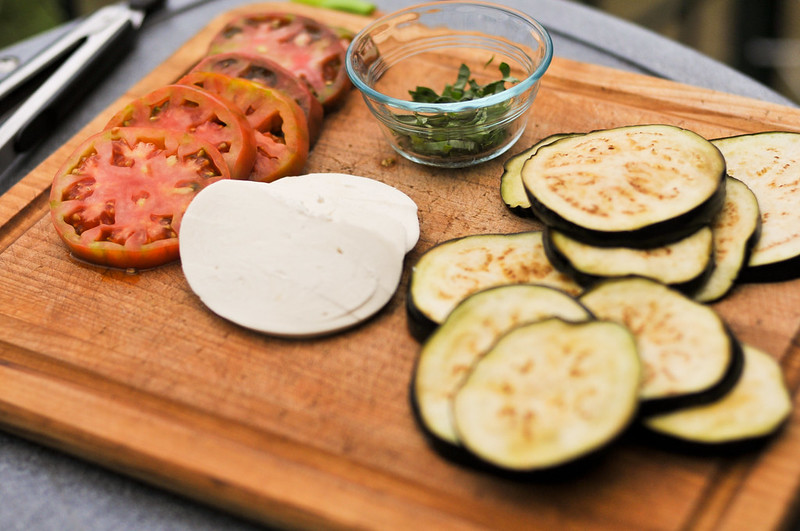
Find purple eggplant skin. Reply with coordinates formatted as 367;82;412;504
541;227;716;298
634;341;792;455
525;175;727;249
738;253;800;283
500;133;583;219
635;326;745;418
697;206;762;303
700;228;760;295
405;287;439;342
629;420;788;457
499;147;539;218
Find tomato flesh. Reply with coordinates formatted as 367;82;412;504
207;12;350;111
178;71;309;182
192;51;324;144
50;127;230;269
105;84;257;180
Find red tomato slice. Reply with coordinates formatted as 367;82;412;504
49;127;230;270
178;71;310;182
105;84;256;180
207;12;351;111
192;52;324;144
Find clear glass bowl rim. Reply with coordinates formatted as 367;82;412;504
345;0;554;114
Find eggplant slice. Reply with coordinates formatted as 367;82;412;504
643;344;791;448
694;176;761;302
412;284;594;447
500;133;580;216
522;125;727;248
580;277;744;416
407;232;583;341
453;318;641;472
712;132;800;282
544;225;714;295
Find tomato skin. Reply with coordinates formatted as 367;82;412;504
50;127;230;269
178;71;309;182
192;52;324;144
207;12;351;111
105;84;257;181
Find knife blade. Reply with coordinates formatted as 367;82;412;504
0;0;164;172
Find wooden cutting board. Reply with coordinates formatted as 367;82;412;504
2;3;800;529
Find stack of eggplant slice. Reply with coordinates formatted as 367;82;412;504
713;132;800;282
519;124;749;298
407;124;798;476
406;231;583;340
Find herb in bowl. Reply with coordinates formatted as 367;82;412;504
392;61;520;162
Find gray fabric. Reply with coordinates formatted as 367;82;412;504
0;432;261;530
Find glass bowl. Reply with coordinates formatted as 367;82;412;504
345;1;553;168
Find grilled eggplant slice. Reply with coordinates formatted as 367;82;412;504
642;344;791;448
406;232;583;341
544;225;714;295
500;133;580;216
412;284;594;448
694;177;761;302
712;132;800;282
580;277;744;416
453;318;641;472
522;125;727;248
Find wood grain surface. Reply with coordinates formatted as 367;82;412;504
2;3;800;530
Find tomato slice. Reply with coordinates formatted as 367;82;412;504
192;52;324;144
105;84;256;180
178;71;309;182
49;127;230;270
207;12;351;110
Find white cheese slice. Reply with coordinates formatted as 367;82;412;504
268;172;420;252
179;179;406;337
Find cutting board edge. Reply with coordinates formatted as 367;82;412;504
0;349;524;531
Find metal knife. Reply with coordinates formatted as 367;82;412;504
0;0;165;171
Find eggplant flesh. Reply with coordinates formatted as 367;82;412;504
544;225;714;295
694;176;761;302
406;232;583;341
643;344;791;447
580;277;744;415
412;284;594;446
712;132;800;281
500;133;580;215
453;318;641;472
522;125;727;248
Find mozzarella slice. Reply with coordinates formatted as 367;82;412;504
179;179;407;337
268;172;420;252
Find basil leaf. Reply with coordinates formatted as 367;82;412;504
396;61;520;160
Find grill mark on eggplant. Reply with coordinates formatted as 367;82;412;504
412;284;594;447
451;318;641;473
500;133;580;216
579;277;744;415
543;225;715;295
712;132;800;282
407;232;582;341
521;125;727;248
694;176;761;302
641;344;791;450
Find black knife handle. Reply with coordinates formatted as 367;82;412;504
14;19;136;152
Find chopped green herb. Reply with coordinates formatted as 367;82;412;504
393;62;520;162
408;62;518;104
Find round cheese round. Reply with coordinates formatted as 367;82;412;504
179;179;412;337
